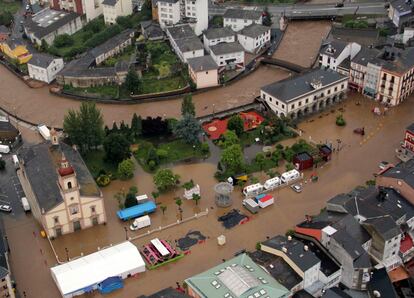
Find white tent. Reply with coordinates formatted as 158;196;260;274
51;241;146;298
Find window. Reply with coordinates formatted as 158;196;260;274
67;181;72;189
54;216;59;224
298;101;302;106
341;84;344;89
70;205;79;215
334;87;338;92
305;98;308;104
281;104;285;109
291;104;295;109
91;205;96;213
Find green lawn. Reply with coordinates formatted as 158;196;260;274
0;0;20;14
102;45;135;67
63;84;120;99
82;150;118;178
145;42;178;66
141;76;187;94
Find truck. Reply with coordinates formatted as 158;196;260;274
242;183;264;197
255;194;274;208
117;201;156;221
242;198;259;214
281;169;300;184
129;215;151;231
37;124;50;141
264;177;280;190
21;197;30;212
0;145;10;154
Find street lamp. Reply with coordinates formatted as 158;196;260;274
64;247;69;262
124;226;128;240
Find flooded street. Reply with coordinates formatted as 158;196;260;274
4;90;414;297
0;64;290;126
273;21;332;68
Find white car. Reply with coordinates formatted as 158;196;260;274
0;204;12;213
291;184;302;193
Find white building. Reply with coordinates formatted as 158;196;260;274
102;0;133;25
187;55;219;89
388;0;414;32
319;40;361;72
261;68;348;119
28;53;64;83
223;8;262;32
237;23;270;54
49;0;104;21
157;0;181;28
24;8;84;46
183;0;208;35
166;24;204;63
203;27;235;52
209;41;244;72
51;241;145;298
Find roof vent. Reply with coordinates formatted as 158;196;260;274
310;79;322;90
304;245;309;251
282;247;287;253
287;235;292;241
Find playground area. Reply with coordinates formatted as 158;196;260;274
202;111;265;140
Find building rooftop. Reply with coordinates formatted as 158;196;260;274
331;229;371;268
188;55;218;72
293;290;315;298
175;36;204;53
368;268;398;298
138;287;191;298
329;27;380;47
167;24;196;40
90;29;134;59
28;53;59;68
185;253;290;298
24;8;80;39
238;24;270;39
363;216;401;240
210;41;244;56
261;68;347;103
351;46;381;66
406;122;414;134
203;27;235;40
102;0;118;6
321;287;352;298
141;21;164;40
223;9;262;20
391;0;414;14
262;235;321;272
320;40;348;59
21;142;101;212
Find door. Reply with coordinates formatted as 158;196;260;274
92;217;99;226
55;228;62;237
73;221;81;231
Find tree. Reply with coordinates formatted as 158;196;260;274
336;114;346;126
173;114;202;145
227;115;244;136
116;16;133;29
181;94;195;117
255;153;266;170
111;122;119;134
104;133;131;163
129;186;138;195
160;205;167;215
153;168;180;192
0;12;13;27
175;198;182;208
220;144;244;174
53;34;74;48
63;102;105;153
123;68;141;94
130;113;142;140
221;130;239;148
117;159;135;180
41;39;49;52
192;193;201;205
124;192;138;208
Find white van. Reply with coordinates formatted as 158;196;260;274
0;145;10;154
264;177;280;190
37;124;50;141
281;169;300;184
21;197;30;212
12;154;19;169
243;183;264;196
129;215;151;231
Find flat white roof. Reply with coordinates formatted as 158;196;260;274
151;238;169;257
322;225;337;236
50;241;145;296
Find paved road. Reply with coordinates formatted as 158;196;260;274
209;1;387;17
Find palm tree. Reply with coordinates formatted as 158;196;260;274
175;198;183;221
192;194;201;205
160;205;167;215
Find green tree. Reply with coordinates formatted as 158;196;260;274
221;130;239;148
175;198;182;208
117;159;135;180
116;15;133;28
130;113;142;140
103;133;131;163
255;153;266;170
192;193;201;205
336;114;346;126
124;192;138;208
160;205;167;215
181;94;195;116
53;34;74;48
0;12;13;26
285;163;294;171
123;68;141;94
220;144;244;174
129;186;138;195
227;115;244;136
173;114;202;145
282;147;295;162
63;102;104;153
41;39;49;52
153;168;180;192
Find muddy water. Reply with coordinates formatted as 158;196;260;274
273;21;332;68
0;64;290;126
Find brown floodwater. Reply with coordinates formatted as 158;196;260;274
5;91;414;297
0;64;290;127
273;21;332;68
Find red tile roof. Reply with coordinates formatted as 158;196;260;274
58;166;74;177
400;234;413;254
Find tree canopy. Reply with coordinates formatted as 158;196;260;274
117;159;135;180
173;114;202;145
221;130;239;148
103;133;131;163
227;115;244;136
123;68;141;94
63;102;104;153
220;144;244;174
130;113;142;140
153;168;180;192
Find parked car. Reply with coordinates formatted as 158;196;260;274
0;204;12;213
291;184;302;193
379;161;389;170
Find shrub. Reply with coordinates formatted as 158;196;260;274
148;160;156;171
53;34;74;48
117;159;135;180
201;142;210;154
96;174;111;187
156;149;168;159
336;114;346;126
153;168;180;192
285;163;294;171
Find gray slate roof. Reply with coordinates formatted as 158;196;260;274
320;40;348;59
331;229;371;268
210;41;244;55
203;27;234;40
261;68;347;103
102;0;118;5
21;142;101;212
224;8;262;20
363;216;401;240
407;123;414;133
322;288;352;298
167;24;196;40
391;0;414;13
239;24;270;39
262;235;321;272
351;46;381;66
175;36;203;53
187;55;218;72
368;268;398;298
28;53;59;68
90;29;134;59
138;287;191;298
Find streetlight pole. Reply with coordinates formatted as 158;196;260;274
124;227;128;240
